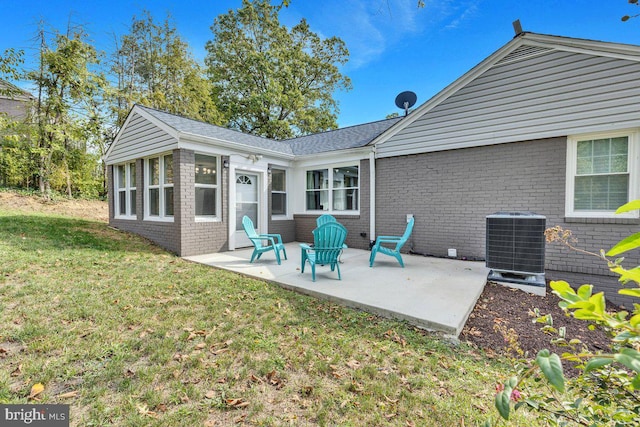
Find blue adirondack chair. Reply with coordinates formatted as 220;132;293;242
300;222;348;281
242;216;287;265
369;217;415;267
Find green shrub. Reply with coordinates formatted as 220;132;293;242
493;200;640;426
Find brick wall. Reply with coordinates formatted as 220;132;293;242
108;150;230;256
109;156;180;254
178;151;229;256
375;137;640;306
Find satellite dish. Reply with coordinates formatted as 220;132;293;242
394;91;417;116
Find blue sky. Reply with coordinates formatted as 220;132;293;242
1;0;639;127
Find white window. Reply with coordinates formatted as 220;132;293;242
566;131;639;218
115;162;136;218
271;168;287;216
195;154;219;219
146;154;174;220
306;165;359;212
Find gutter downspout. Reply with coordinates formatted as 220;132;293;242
369;148;376;247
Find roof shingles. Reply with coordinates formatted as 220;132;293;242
137;105;402;156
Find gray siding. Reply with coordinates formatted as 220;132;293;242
375;137;639;307
0;97;29;119
294;159;372;250
108;113;177;164
379;49;640;157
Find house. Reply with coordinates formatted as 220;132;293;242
104;32;640;306
0;79;33;120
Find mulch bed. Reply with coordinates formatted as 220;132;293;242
461;282;612;366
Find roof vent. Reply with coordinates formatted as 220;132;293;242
512;19;523;36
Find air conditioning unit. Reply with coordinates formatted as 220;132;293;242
486;212;546;287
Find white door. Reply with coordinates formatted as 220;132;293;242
235;172;259;248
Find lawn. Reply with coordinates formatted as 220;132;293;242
0;198;539;426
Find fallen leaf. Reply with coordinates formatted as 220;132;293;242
136;404;157;418
195;342;206;350
250;374;263;383
226;398;250;408
266;370;284;388
205;390;216;399
472;403;487;413
464;327;482;337
57;390;78;399
384;395;399;404
29;383;44;399
346;359;360;369
10;364;22;377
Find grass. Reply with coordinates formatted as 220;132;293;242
0;203;540;426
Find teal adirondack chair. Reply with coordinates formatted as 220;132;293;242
316;214;348;252
242;216;287;265
369;217;415;268
300;222;348;281
316;214;337;227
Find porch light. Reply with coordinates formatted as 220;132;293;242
223;159;229;168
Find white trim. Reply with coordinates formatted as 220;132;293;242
194;153;222;220
303;163;360;214
565;128;640;219
178;132;295;160
270;167;290;220
230;168;266;249
113;162;137;220
144;153;175;221
369;151;376;241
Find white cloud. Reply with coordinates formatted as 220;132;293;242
283;0;480;70
443;1;480;29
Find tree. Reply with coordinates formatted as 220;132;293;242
28;22;106;198
205;0;352;139
622;0;640;21
109;11;222;128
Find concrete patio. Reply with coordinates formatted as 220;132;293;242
184;243;489;337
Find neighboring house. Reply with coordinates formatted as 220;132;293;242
0;79;33;120
104;32;640;306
